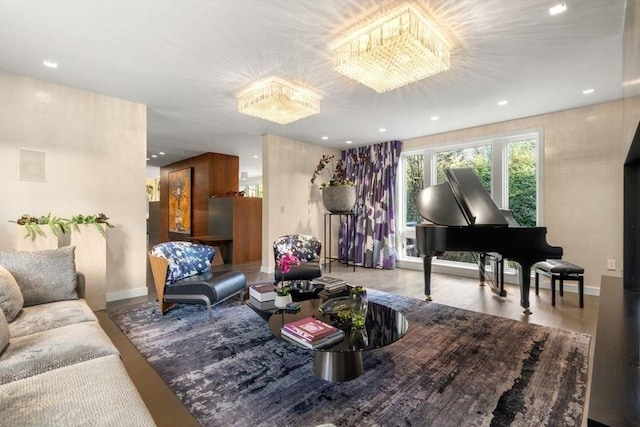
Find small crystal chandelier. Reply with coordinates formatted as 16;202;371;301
333;2;451;93
237;77;321;125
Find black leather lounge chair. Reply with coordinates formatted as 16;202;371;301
148;242;246;321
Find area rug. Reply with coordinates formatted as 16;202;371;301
108;290;590;427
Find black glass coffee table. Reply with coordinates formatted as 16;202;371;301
243;289;409;382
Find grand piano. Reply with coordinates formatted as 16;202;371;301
415;168;562;314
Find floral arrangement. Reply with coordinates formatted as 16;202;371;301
276;253;300;296
310;155;354;188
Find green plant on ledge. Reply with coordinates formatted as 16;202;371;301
66;213;115;238
10;213;69;238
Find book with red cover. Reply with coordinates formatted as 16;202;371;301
281;328;345;349
282;317;337;342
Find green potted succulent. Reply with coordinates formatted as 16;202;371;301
10;213;69;238
66;213;114;238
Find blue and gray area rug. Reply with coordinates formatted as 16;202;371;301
108;290;590;426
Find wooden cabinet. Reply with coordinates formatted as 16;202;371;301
208;196;261;263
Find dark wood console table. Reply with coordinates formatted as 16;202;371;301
188;235;232;265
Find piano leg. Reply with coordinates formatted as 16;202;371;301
518;262;533;315
422;256;433;301
478;253;487;286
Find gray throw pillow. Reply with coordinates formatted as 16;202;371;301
0;265;24;321
0;247;77;307
0;310;9;355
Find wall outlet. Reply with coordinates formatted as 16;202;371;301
607;259;616;270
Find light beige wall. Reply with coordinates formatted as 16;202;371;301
0;71;148;301
261;134;341;272
403;101;626;289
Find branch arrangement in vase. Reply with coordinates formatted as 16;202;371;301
310;153;368;189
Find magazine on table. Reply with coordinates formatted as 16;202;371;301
282;316;338;342
310;276;346;287
281;328;345;349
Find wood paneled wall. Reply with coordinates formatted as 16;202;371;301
230;197;262;263
159;153;239;242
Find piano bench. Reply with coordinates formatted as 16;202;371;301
534;260;584;308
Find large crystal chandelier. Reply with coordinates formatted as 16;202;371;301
333;3;451;93
237;77;321;125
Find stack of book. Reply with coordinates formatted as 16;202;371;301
311;276;346;295
280;317;345;349
247;283;277;311
249;283;276;301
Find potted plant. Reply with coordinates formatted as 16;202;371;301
10;213;69;251
311;154;357;212
11;213;69;238
66;213;114;238
67;213;114;311
274;253;300;308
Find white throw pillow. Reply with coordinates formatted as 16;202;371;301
0;265;24;321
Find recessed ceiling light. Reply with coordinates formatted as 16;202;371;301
159;151;165;155
549;3;567;15
43;60;58;68
151;154;158;158
253;155;259;159
322;136;329;140
498;100;508;106
146;158;150;161
379;128;386;132
582;88;595;95
431;116;439;121
346;140;353;144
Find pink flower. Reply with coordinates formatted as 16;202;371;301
278;253;300;274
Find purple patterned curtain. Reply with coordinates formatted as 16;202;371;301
339;141;402;269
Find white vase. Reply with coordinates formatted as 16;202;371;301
15;224;61;252
274;294;292;308
69;224;107;311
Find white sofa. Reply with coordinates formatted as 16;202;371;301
0;246;155;427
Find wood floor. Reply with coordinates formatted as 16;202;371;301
99;262;599;427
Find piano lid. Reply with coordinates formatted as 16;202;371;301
415;168;509;227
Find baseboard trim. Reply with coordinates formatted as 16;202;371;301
107;286;149;302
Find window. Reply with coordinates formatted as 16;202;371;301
240;184;263;197
397;132;541;274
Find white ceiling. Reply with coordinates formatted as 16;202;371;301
0;0;626;180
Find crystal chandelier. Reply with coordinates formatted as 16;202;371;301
333;3;451;93
237;77;321;125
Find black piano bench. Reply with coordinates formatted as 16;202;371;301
534;260;584;308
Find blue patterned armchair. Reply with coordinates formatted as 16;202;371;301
273;234;322;282
149;242;246;321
